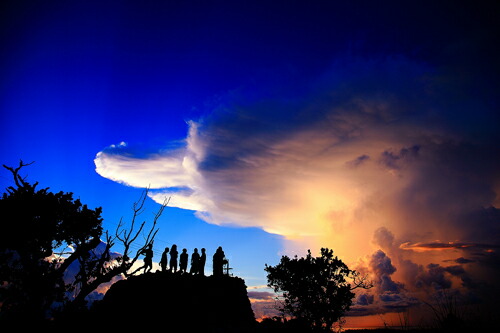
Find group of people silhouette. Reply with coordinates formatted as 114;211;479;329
136;244;228;277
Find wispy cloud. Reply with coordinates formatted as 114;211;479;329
247;291;275;301
400;241;499;252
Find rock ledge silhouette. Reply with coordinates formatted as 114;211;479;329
90;271;256;332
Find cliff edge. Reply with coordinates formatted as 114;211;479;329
90;272;256;332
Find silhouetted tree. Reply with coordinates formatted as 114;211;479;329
0;161;104;320
68;183;167;309
264;248;373;331
0;161;167;319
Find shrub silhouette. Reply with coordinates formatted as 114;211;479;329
0;161;165;321
0;161;103;320
265;248;372;331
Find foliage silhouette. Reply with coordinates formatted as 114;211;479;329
265;248;373;332
0;161;103;320
0;161;166;320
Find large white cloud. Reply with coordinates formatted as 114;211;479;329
94;57;500;315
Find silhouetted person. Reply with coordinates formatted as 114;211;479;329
169;244;178;273
213;246;226;277
159;247;169;272
139;244;153;274
199;248;206;276
190;248;200;274
180;248;188;273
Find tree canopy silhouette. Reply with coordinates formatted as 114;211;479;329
265;248;372;331
0;161;166;321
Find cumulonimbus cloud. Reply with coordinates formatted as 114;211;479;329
96;56;499;253
95;56;500;317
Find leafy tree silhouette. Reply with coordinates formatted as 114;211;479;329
0;161;167;321
0;161;103;320
265;248;373;332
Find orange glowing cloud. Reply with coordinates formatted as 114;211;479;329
400;241;499;252
95;56;500;324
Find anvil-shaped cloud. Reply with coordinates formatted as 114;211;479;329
95;57;499;319
96;57;498;253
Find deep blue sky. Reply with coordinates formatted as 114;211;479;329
1;0;499;323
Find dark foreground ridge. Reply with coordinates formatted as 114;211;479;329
90;272;256;332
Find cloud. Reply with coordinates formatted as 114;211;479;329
94;145;194;190
370;250;397;276
379;145;420;171
356;293;374;306
369;250;402;294
251;300;281;321
400;241;499;252
247;291;275;301
352;224;500;318
95;54;500;321
350;247;419;316
95;58;459;248
443;257;475;264
415;263;452;290
346;154;370;168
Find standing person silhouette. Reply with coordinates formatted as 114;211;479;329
213;246;225;277
139;244;153;274
190;248;200;274
180;248;188;273
199;248;206;276
169;244;178;273
159;247;169;272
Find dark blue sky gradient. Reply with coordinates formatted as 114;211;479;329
1;0;499;312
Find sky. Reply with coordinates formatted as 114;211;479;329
1;0;499;327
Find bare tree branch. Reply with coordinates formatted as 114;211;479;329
68;189;170;308
2;160;37;192
350;271;374;290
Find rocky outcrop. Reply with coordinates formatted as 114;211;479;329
90;271;256;332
